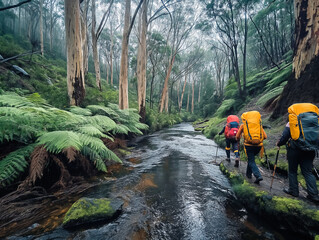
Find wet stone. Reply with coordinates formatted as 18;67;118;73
62;197;123;229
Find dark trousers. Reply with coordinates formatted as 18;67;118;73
245;145;262;179
225;138;239;158
287;147;318;197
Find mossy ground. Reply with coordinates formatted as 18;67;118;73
219;162;319;239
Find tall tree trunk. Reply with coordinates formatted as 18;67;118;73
165;88;169;113
272;0;319;118
119;0;131;109
91;0;101;90
110;23;114;86
136;0;148;122
159;53;176;113
198;81;201;103
81;0;89;77
40;0;44;56
177;79;180;107
179;74;187;112
64;0;85;106
191;80;194;114
242;7;248;92
50;0;53;52
186;85;190;112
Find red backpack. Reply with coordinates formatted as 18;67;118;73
224;115;239;140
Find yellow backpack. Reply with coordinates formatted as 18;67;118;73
241;111;264;145
288;103;319;151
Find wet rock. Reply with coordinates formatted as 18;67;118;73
62;197;123;229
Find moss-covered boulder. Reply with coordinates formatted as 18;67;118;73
62;197;123;228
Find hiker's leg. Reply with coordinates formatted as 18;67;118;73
225;138;231;159
300;150;318;197
287;147;300;195
246;146;262;178
233;141;239;158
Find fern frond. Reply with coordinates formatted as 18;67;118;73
62;147;78;162
127;125;143;135
0;144;35;187
69;106;92;116
134;122;149;130
79;134;121;163
29;145;49;184
87;115;117;132
77;124;107;138
0;93;35;107
86;105;120;119
81;146;107;172
37;131;82;153
111;124;130;135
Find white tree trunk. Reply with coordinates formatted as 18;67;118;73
64;0;85;106
119;0;131;109
40;0;44;56
91;0;101;90
137;0;148;121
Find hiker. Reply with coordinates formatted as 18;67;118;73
276;103;319;204
218;115;240;167
236;111;267;184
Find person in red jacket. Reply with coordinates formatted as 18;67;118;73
219;115;240;167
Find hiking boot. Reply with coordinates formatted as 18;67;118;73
226;158;230;162
283;188;299;197
254;176;263;184
234;159;239;167
307;195;319;204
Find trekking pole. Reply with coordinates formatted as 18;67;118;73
313;166;319;179
269;148;280;192
263;147;271;172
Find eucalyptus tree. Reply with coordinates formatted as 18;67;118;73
91;0;114;90
272;0;319;117
64;0;85;106
158;1;197;113
118;0;143;110
206;0;243;96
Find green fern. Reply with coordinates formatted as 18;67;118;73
37;131;82;153
111;124;130;135
0;145;35;187
86;105;120;119
0;93;35;107
87;115;117;132
69;106;92;116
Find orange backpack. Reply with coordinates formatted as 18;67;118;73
224;115;239;140
241;111;264;145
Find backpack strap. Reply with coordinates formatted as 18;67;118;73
246;120;252;140
298;115;306;140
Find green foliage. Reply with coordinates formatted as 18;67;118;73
215;99;236;117
256;86;284;107
202;117;226;139
145;108;183;132
0;93;148;186
265;65;292;91
0;145;35;187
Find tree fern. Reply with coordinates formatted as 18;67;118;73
0;144;35;187
87;115;117;132
81;146;107;172
111;124;130;135
79;134;121;163
86;105;119;119
77;124;110;139
69;106;92;116
37;131;82;153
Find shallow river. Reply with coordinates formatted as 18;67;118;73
11;123;296;240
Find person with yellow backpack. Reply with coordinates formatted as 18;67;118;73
236;111;267;184
276;103;319;204
218;115;240;167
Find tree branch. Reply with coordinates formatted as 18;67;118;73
0;0;31;11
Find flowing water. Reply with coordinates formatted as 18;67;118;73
9;123;295;240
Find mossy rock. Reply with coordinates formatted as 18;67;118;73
62;197;123;229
